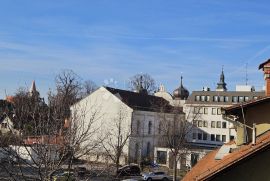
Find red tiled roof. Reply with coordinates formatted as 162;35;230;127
182;131;270;181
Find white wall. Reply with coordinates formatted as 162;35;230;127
71;87;133;163
10;145;59;163
184;104;236;146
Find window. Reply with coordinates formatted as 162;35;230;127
203;121;208;127
158;122;162;134
194;107;203;114
230;135;235;141
206;96;210;102
216;121;221;128
232;96;238;103
192;132;197;139
222;135;226;142
191;153;199;167
195;95;200;101
193;120;197;126
253;96;258;100
211;134;215;141
216;135;221;142
146;142;151;156
201;95;205;101
219;96;224;102
238;96;244;102
136;120;140;135
203;107;208;114
244;96;249;102
1;123;7;129
198;133;202;140
198;120;203;127
211;121;216;128
203;133;207;140
194;107;200;114
148;121;152;134
213;96;219;102
217;108;221;115
222;122;227;128
157;151;167;164
224;96;229;102
212;108;217;115
135;143;139;162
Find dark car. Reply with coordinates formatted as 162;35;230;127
117;164;141;176
74;166;87;177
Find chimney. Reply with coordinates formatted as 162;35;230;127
259;59;270;96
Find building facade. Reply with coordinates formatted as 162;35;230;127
184;70;264;148
71;86;183;164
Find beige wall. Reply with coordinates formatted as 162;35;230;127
234;101;270;145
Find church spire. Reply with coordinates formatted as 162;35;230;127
216;66;227;91
29;80;37;96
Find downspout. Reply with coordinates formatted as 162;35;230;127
128;110;134;164
252;123;256;145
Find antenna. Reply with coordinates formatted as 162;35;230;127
245;63;248;85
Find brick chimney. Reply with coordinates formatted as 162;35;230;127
259;59;270;96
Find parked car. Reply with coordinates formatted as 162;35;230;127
52;171;75;181
74;166;87;177
117;164;141;176
142;171;170;181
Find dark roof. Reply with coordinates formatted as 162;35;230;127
104;87;178;113
183;130;270;181
223;96;270;115
259;59;270;69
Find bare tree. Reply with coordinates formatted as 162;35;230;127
0;74;103;180
101;107;130;174
51;69;82;121
129;73;157;94
80;80;98;98
159;104;201;181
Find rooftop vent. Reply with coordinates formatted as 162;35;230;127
202;87;210;91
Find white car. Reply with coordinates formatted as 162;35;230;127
142;171;170;181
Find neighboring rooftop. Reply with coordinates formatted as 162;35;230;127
104;86;178;113
182;130;270;181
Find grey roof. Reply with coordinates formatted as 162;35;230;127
186;91;265;105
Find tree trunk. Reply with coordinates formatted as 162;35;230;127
173;154;177;181
116;156;120;173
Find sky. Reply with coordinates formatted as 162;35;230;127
1;0;270;98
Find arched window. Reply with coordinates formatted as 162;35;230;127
135;143;139;163
148;121;152;135
146;142;151;156
158;122;162;134
136;120;140;135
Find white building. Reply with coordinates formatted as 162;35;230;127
184;70;264;148
0;115;16;134
71;86;182;164
154;72;265;169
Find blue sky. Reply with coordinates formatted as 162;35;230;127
1;0;270;98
